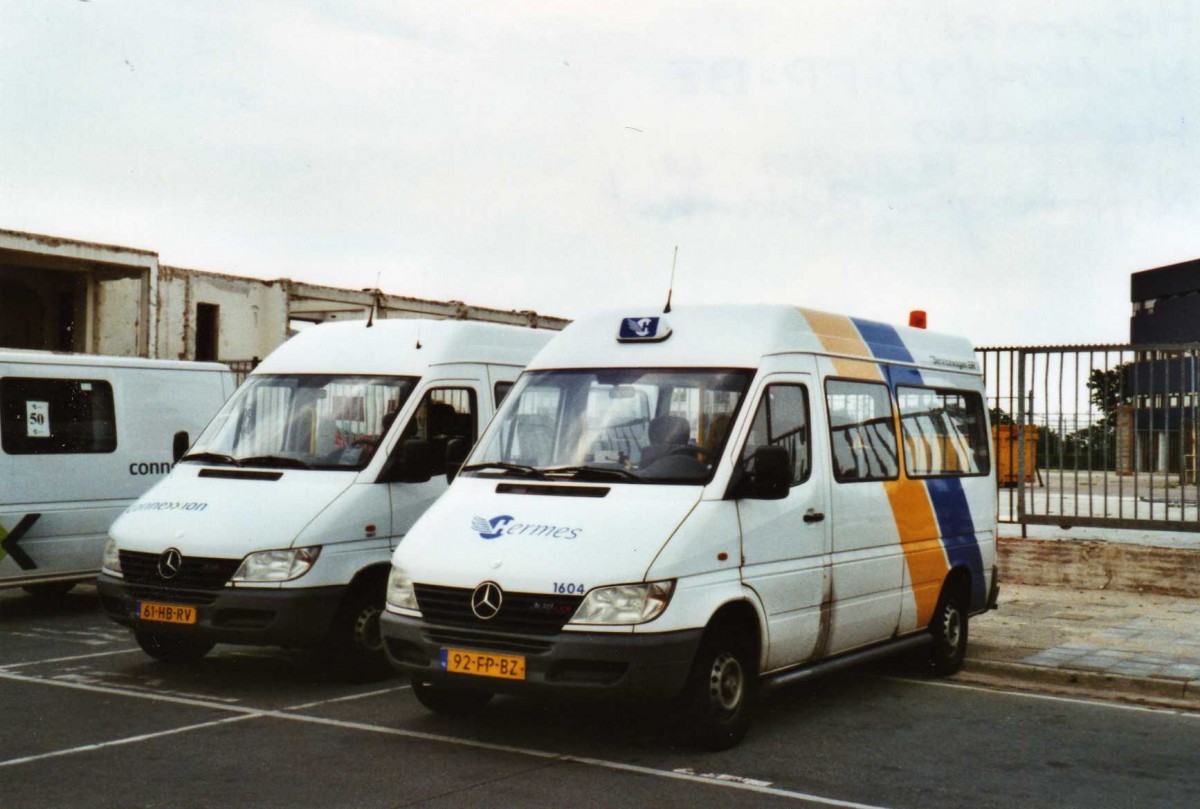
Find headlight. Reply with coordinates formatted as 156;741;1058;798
386;566;419;612
231;547;321;583
101;537;122;577
569;580;675;626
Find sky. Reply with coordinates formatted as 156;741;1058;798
2;1;1198;346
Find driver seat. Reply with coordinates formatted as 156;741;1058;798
639;415;690;465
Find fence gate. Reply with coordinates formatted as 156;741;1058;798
978;343;1200;534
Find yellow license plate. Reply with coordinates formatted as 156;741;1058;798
138;601;197;625
441;648;526;680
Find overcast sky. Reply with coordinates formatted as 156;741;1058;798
3;2;1198;345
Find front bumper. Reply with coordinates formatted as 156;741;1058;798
381;611;703;700
97;573;344;647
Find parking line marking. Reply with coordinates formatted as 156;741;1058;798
0;648;141;671
285;684;410;711
0;714;260;769
0;671;896;808
878;674;1200;719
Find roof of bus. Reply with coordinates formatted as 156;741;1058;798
0;350;230;374
526;305;980;374
252;319;555;376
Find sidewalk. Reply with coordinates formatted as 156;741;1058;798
961;583;1200;710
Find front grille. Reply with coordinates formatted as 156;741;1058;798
119;550;241;591
414;584;582;636
424;626;555;654
123;583;220;606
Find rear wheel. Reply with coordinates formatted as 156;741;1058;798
675;625;758;750
134;631;214;663
322;578;393;681
411;678;494;715
928;583;969;676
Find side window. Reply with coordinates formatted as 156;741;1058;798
404;388;477;458
896;386;990;477
0;377;117;455
825;380;898;482
494;381;514;408
741;384;810;485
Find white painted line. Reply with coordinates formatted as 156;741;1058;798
0;648;141;671
0;714;260;769
0;671;897;807
879;674;1200;719
285;684;410;711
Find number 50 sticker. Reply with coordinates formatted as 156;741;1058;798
26;401;50;438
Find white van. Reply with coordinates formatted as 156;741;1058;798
381;305;998;747
1;352;233;597
98;319;553;677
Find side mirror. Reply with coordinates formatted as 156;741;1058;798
445;437;469;484
378;439;433;484
172;431;190;463
731;445;791;500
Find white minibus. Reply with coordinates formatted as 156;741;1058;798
1;352;233;597
98;319;552;678
381;305;998;746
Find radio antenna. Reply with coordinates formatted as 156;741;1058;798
365;270;383;328
663;245;678;314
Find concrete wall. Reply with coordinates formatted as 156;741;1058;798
157;267;290;361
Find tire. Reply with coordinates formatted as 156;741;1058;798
22;583;76;600
410;678;494;716
322;579;393;681
928;583;969;676
675;626;758;750
134;631;215;663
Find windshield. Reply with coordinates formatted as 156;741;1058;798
186;374;418;471
466;368;753;484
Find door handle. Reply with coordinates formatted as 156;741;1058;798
803;509;825;524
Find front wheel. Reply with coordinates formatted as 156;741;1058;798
411;679;494;716
134;631;214;663
675;627;758;750
321;580;393;681
928;585;969;676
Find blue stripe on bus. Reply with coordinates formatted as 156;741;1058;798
852;319;915;364
924;477;987;610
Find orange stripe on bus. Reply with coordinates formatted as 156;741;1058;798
884;478;948;626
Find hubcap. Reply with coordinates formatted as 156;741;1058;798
354;606;383;652
708;651;744;712
942;605;962;649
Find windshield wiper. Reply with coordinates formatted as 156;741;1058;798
459;462;546;479
236;455;311;470
543;465;644;482
179;452;239;466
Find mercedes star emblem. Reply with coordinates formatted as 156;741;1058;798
470;581;503;620
157;548;183;581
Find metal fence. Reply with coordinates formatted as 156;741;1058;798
978;344;1200;533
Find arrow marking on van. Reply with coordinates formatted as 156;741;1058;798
0;514;41;570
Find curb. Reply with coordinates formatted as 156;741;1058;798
958;657;1200;712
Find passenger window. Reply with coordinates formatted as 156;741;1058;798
896;386;990;477
741;384;810;485
825;380;899;482
0;377;117;455
494;381;514;408
404;388;477;460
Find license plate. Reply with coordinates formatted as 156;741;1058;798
138;601;197;625
440;648;526;680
